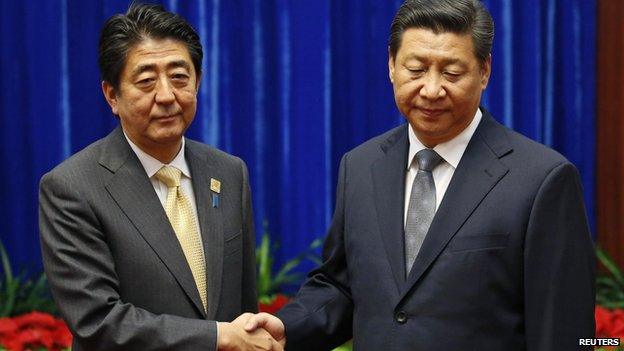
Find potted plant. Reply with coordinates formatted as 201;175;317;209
256;222;322;312
595;247;624;350
0;240;72;351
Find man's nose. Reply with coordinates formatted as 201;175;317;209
419;74;446;100
154;78;175;104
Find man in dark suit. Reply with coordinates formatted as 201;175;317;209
39;4;282;351
245;0;595;349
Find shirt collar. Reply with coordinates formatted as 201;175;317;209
123;131;191;179
407;108;482;170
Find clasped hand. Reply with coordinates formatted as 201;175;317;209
217;312;285;351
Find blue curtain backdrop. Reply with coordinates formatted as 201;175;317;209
0;0;595;279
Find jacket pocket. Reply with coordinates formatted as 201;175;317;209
223;230;242;257
447;233;509;253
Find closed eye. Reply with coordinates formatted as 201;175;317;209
136;77;155;86
171;73;190;86
443;71;462;81
406;68;426;78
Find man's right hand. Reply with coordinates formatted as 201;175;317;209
217;313;283;351
243;313;285;348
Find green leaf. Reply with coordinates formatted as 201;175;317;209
596;246;624;309
597;247;624;287
332;341;353;351
274;257;303;280
0;276;18;317
0;239;58;316
0;240;13;281
258;294;276;305
0;240;17;317
597;275;618;284
255;223;324;298
601;301;624;309
256;225;275;297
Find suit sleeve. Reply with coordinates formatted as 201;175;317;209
277;154;354;351
39;171;218;351
523;162;595;351
239;158;259;313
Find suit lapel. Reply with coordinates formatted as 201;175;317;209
100;127;207;318
371;125;409;293
401;112;512;297
186;142;225;320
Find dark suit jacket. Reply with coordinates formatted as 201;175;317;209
278;110;595;351
39;126;257;351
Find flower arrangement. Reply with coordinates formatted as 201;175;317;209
596;306;624;338
0;241;72;351
0;312;71;351
0;244;56;318
595;247;624;350
255;222;322;312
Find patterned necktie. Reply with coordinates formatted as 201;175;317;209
155;166;207;312
404;149;443;278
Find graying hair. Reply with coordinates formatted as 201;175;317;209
99;3;203;91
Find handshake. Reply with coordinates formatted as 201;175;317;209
217;312;286;351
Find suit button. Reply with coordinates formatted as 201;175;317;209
395;311;407;324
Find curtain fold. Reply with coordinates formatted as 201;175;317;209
0;1;595;277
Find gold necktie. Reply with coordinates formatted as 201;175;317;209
155;166;207;312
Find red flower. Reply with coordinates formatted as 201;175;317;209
611;309;624;337
259;294;290;314
0;318;18;335
0;318;18;350
13;312;57;330
51;320;72;348
2;337;23;351
0;312;72;351
14;327;55;350
596;306;624;339
596;306;614;337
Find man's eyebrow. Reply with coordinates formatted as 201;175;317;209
130;60;191;77
404;53;422;61
404;54;462;66
131;64;156;77
168;60;191;71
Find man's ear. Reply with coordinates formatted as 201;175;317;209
388;49;396;84
195;71;202;92
480;54;492;89
101;81;119;115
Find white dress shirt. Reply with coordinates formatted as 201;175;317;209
404;108;482;226
123;132;203;240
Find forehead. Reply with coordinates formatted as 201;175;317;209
123;38;194;75
396;28;477;63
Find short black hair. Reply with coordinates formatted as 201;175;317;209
388;0;494;63
98;2;203;91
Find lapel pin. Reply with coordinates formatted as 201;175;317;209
210;178;221;208
210;178;221;193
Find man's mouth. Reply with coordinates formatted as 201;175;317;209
153;114;180;121
417;108;446;118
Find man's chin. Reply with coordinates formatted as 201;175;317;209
148;129;186;145
408;123;454;146
408;115;446;131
